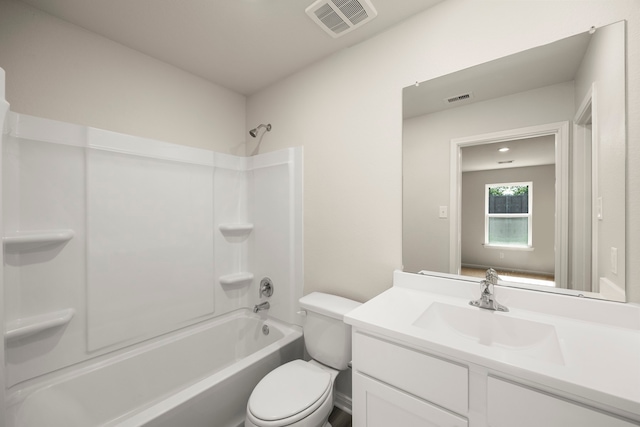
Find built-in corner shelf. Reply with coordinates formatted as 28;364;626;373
219;272;254;286
5;308;75;342
218;223;254;234
3;229;75;252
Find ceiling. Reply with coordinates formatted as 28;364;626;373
402;28;591;173
403;29;592;119
461;135;556;173
20;0;443;95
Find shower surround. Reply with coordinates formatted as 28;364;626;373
0;73;303;425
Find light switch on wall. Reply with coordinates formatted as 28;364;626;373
439;206;448;218
597;197;603;220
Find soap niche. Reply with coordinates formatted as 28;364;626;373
219;223;254;243
3;229;76;342
218;224;254;285
5;308;76;344
3;229;74;265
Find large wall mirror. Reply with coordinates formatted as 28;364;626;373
402;21;626;302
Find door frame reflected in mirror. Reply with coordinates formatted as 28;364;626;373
449;122;570;288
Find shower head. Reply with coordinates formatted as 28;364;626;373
249;123;272;138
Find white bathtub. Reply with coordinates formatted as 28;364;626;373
7;310;303;427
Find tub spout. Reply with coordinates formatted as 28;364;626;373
253;301;270;313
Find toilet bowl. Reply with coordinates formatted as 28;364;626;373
245;293;361;427
245;360;338;427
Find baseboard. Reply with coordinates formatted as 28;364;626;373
334;390;352;415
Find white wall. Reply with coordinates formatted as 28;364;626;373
247;0;640;303
574;22;626;290
461;165;556;275
0;0;246;153
0;68;9;427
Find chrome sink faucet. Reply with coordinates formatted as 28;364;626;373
469;268;509;312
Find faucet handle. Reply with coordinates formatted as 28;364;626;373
260;277;274;298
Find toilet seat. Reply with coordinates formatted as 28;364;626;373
247;360;332;426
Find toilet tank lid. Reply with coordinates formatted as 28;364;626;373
299;292;361;320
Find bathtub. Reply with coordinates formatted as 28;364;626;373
7;310;304;427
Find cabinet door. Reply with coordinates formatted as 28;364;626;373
488;377;639;427
353;332;468;415
353;373;468;427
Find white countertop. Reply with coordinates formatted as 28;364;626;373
345;271;640;420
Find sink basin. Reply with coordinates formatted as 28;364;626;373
413;302;565;365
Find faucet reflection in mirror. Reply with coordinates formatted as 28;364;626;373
402;21;626;302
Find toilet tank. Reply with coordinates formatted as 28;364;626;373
299;292;361;370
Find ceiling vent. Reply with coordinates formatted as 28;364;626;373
444;92;474;104
306;0;378;38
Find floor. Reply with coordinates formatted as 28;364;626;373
461;267;555;286
328;407;352;427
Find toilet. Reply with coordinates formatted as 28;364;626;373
245;292;361;427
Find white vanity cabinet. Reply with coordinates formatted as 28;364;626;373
352;332;468;427
346;273;640;427
487;377;638;427
353;373;467;427
351;331;640;427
